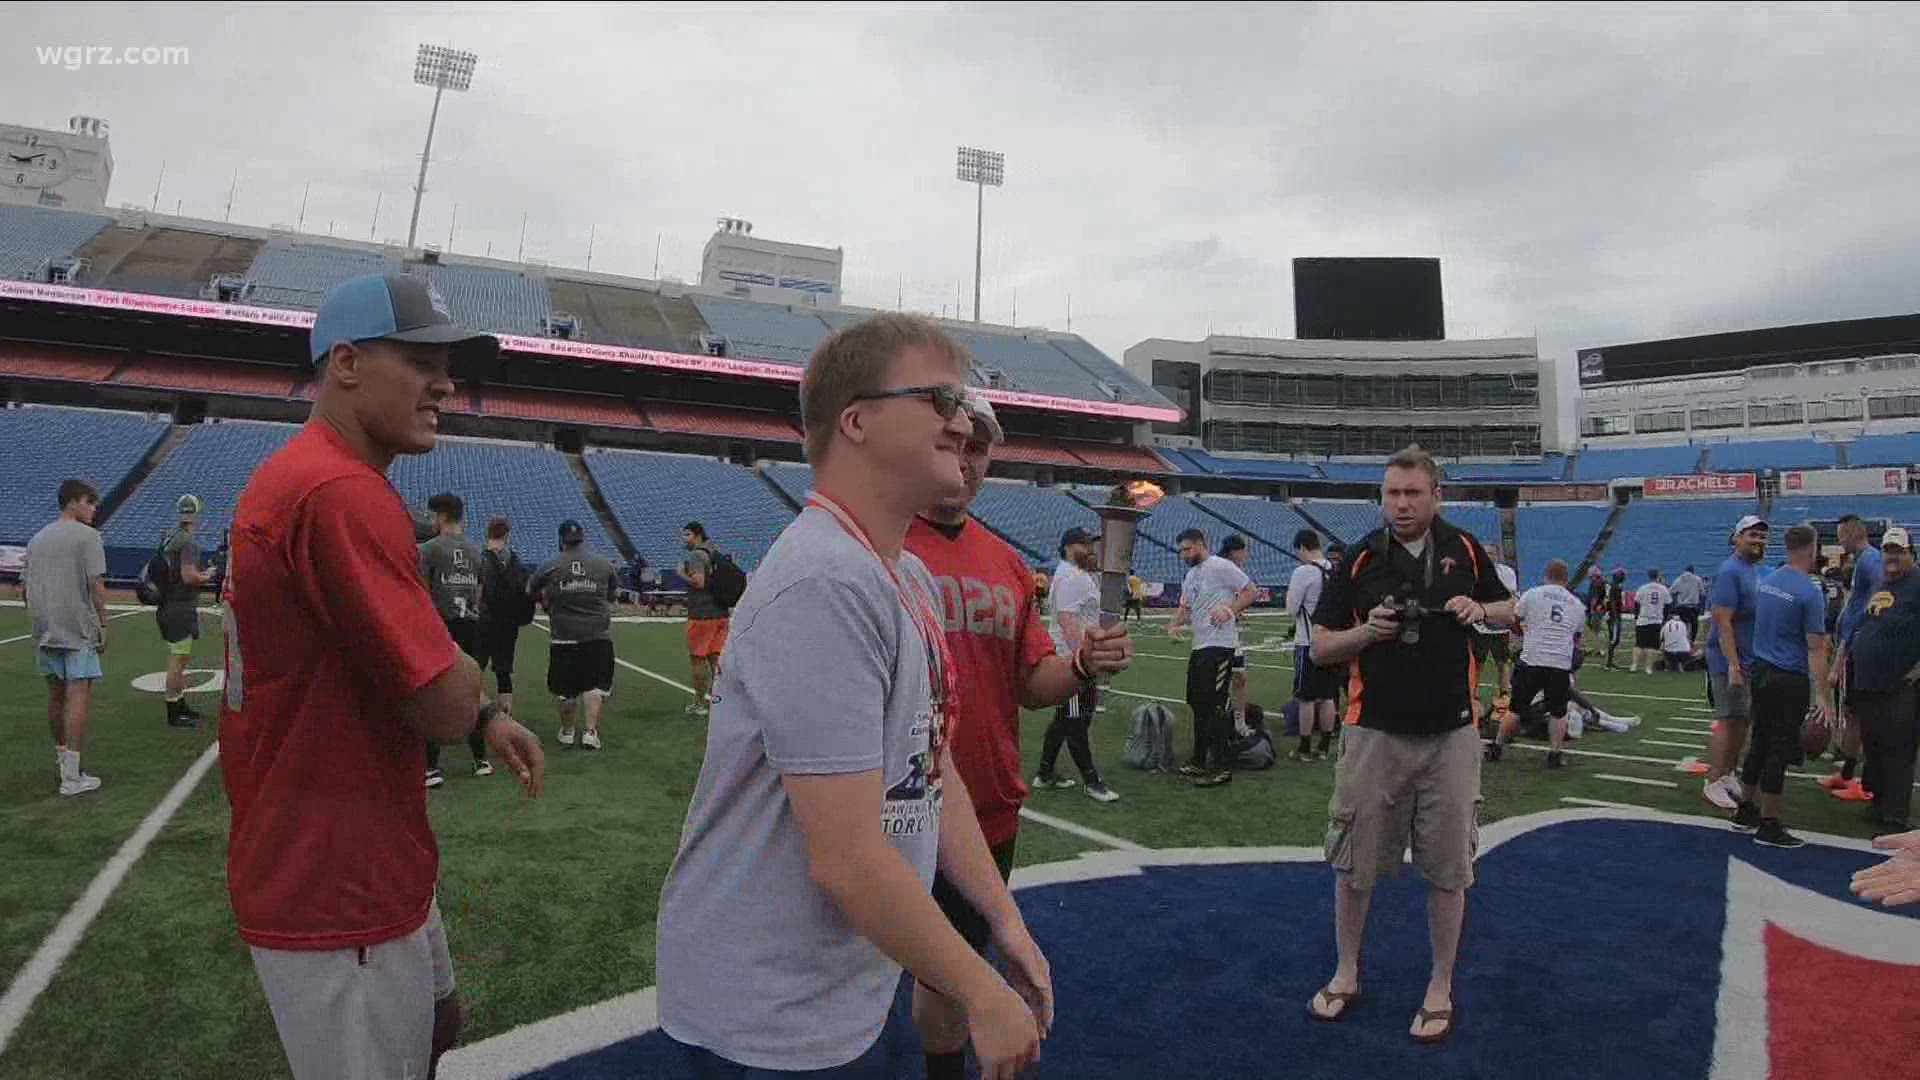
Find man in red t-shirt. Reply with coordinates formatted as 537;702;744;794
903;390;1133;1080
221;273;545;1080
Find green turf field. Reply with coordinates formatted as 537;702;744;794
0;605;1889;1078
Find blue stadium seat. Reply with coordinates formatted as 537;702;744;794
103;420;299;558
1048;337;1164;404
410;264;553;337
1589;498;1758;584
244;244;388;308
1571;444;1703;481
1703;438;1839;472
1765;493;1920;561
583;450;794;576
1444;504;1503;550
1173;449;1320;479
689;296;830;364
967;483;1100;570
760;462;813;506
1845;431;1920;468
1318;462;1383;484
1299;500;1383;544
0;404;169;545
389;439;615;569
0;205;113;280
1514;504;1614;589
1444;456;1569;483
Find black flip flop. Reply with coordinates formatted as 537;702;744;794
1411;1005;1457;1044
1308;987;1362;1022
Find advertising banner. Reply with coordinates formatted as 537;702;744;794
1780;468;1907;496
1645;473;1757;498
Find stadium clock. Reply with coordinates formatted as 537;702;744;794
0;129;72;189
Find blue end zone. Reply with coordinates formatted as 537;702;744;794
510;817;1914;1079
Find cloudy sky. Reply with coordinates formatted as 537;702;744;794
9;3;1919;439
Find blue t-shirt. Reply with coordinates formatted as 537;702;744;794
1704;556;1761;676
1848;571;1920;694
1753;566;1826;675
1837;546;1884;644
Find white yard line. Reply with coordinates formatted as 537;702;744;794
1656;726;1714;736
532;618;696;695
1594;773;1679;789
0;742;221;1055
1017;807;1147;852
1643;738;1711;751
0;608;144;648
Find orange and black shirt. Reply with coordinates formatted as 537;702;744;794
1312;517;1510;736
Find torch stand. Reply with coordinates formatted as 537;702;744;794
1092;504;1149;631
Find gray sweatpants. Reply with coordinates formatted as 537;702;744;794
250;899;455;1080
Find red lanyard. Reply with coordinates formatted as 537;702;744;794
807;493;958;718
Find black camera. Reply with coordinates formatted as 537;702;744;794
1395;590;1428;645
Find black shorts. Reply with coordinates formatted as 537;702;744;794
1187;647;1235;712
445;618;482;660
930;837;1018;954
1635;623;1662;649
548;639;615;699
1293;645;1343;703
157;604;199;644
475;620;519;677
1513;663;1573;718
1473;633;1510;665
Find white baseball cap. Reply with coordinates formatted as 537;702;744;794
1883;526;1912;552
963;388;1004;445
1731;514;1768;538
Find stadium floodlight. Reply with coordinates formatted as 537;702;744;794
956;146;1005;323
405;45;479;250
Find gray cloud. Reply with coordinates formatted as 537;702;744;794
9;3;1920;443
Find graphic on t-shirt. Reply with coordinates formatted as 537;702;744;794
882;707;946;837
1869;590;1894;616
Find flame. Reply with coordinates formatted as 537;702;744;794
1126;480;1166;509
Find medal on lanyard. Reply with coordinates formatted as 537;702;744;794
807;494;959;748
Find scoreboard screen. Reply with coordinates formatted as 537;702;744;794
1578;313;1920;384
1292;257;1444;341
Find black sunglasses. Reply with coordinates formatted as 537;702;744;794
851;384;966;420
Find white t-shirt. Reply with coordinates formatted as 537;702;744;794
1285;558;1332;647
1182;555;1253;652
1476;564;1520;635
1049;559;1099;654
1634;581;1672;627
1515;583;1583;670
1661;617;1692;655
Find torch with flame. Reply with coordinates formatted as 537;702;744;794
1093;480;1164;629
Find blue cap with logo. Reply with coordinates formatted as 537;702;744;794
307;272;498;373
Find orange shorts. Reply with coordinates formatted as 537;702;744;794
686;617;729;658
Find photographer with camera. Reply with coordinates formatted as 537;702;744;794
1305;447;1513;1045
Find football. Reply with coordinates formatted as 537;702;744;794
1800;711;1833;757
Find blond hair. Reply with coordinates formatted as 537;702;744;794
800;313;969;464
1386;445;1442;487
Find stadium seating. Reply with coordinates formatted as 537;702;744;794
0;204;114;280
1317;462;1383;484
1298;500;1383;543
966;482;1099;569
1765;493;1920;561
113;357;299;398
484;387;643;428
639;401;800;442
1049;337;1164;404
1702;438;1839;472
1444;456;1569;483
996;437;1083;467
760;461;812;506
1515;504;1614;589
1068;442;1171;473
0;343;122;384
104;420;298;554
0;404;169;545
1845;431;1920;467
1588;498;1757;584
583;449;793;575
389;439;616;569
244;243;388;308
1570;444;1702;481
1164;448;1320;479
689;296;829;364
1443;503;1503;550
410;264;553;337
1194;495;1318;549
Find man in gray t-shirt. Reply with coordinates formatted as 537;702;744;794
158;494;209;727
419;492;492;783
656;313;1049;1077
25;479;110;796
528;520;618;749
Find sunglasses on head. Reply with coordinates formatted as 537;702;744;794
852;384;966;420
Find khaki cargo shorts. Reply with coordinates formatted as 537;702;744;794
1325;724;1484;891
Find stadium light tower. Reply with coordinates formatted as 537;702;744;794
405;44;478;251
955;146;1004;323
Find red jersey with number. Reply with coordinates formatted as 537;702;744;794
906;516;1057;847
219;421;459;950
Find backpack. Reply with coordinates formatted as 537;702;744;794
1230;703;1276;770
1123;703;1178;772
706;548;748;611
135;539;172;607
486;548;536;627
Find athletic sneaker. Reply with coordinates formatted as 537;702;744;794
1753;822;1804;849
58;773;102;797
581;730;602;751
424;769;445;789
474;761;494;777
1730;803;1761;833
1085;782;1121;803
684;702;703;717
1032;773;1077;790
1190;769;1233;788
1485;742;1504;763
558;726;576;747
1546;751;1567;770
1288;749;1316;763
1724;776;1748;804
1819;772;1850;791
1703;777;1740;811
1833;780;1873;803
1177;763;1208;778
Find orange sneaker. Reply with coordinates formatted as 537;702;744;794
1832;780;1874;802
1819;772;1849;791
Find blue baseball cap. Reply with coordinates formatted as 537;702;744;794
307;272;498;372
